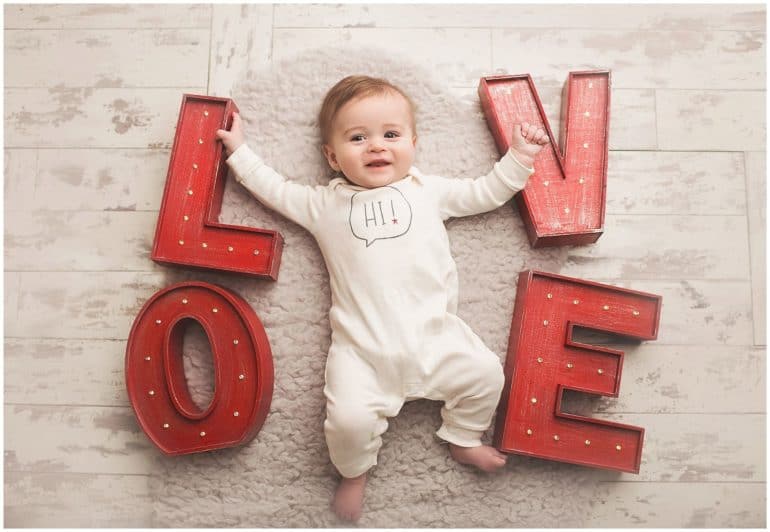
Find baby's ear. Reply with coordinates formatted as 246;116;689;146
412;135;418;146
322;144;340;171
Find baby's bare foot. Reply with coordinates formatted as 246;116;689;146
332;473;366;522
449;443;507;472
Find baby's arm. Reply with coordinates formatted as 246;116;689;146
431;122;549;220
216;113;326;232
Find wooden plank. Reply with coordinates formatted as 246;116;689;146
609;89;657;150
587;482;765;527
610;280;753;346
274;4;766;31
209;4;273;97
4;339;129;406
27;151;740;219
13;270;247;340
21;211;728;280
5;211;158;271
745;151;766;345
560;215;750;281
6;29;209;88
491;29;765;90
4;472;152;527
5;87;203;148
560;345;764;414
4;3;211;29
4;405;157;475
657;90;766;151
4;272;20;337
4;149;37;212
33;148;168;211
606;151;746;215
585;414;765;482
272;28;491;88
14;271;167;340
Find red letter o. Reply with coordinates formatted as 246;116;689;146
125;282;273;455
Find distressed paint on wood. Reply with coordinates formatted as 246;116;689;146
745;151;766;346
479;72;610;246
5;339;129;406
274;4;766;32
14;272;168;339
13;270;251;340
606;151;747;215
209;4;273;97
580;345;765;415
561;215;751;280
33;148;169;211
657;90;766;151
5;211;157;271
272;28;492;88
4;149;37;212
611;280;754;346
5;87;203;148
587;481;765;527
150;95;283;279
4;472;153;527
4;3;211;29
6;29;209;88
491;29;765;90
608;89;657;150
4;405;158;475
584;413;765;482
4;272;21;336
125;282;274;455
495;271;660;472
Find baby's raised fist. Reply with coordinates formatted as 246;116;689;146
509;121;550;168
216;112;245;156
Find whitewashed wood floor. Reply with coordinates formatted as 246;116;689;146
3;3;766;527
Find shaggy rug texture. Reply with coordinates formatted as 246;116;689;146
150;46;612;527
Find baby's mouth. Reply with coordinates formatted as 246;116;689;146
366;160;391;167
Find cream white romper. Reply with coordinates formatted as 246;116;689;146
227;144;532;478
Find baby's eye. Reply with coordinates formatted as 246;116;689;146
350;134;365;142
384;131;400;139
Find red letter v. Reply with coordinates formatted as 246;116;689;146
479;71;610;247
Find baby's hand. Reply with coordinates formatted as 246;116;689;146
509;122;550;168
216;112;245;157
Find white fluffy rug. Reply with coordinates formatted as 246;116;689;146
150;46;610;528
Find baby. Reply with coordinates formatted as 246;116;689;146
217;75;548;522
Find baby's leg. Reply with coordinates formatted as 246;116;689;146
424;321;508;472
323;347;401;522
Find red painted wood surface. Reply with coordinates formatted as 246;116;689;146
494;270;662;473
152;94;283;279
479;72;610;247
125;282;273;455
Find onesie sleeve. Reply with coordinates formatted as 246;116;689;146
429;149;534;220
226;143;327;232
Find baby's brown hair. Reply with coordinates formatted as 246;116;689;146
318;75;417;145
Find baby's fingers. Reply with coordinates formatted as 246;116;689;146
533;128;549;145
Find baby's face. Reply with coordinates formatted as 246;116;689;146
323;92;417;189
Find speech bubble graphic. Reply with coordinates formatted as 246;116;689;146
349;186;413;247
